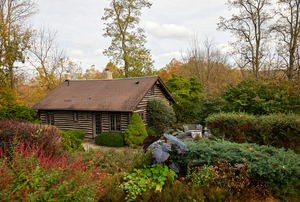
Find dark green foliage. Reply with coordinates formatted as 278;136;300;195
95;133;124;147
206;112;300;152
147;97;175;133
176;140;300;198
166;74;203;123
0;119;63;155
195;95;225;125
62;129;85;151
146;127;160;137
125;112;148;147
222;79;300;115
256;114;300;153
0;105;38;123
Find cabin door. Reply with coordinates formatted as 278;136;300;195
95;113;102;135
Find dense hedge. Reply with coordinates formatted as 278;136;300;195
206;112;300;152
62;129;85;151
175;140;300;198
95;133;124;147
0;119;62;155
125;113;148;147
0;106;38;123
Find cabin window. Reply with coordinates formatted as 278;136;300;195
110;113;121;132
138;112;144;121
46;112;54;125
73;112;78;121
151;86;155;95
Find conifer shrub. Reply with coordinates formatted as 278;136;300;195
0;105;38;123
147;97;176;133
175;140;300;198
62;129;85;151
146;127;161;137
125;113;148;147
95;133;124;147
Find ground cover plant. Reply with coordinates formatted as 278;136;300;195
95;132;124;147
177;139;300;198
120;164;177;201
0;141;109;201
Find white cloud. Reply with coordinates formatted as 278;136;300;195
71;49;84;56
145;21;194;39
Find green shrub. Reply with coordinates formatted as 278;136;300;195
146;127;161;137
120;164;177;201
176;140;300;198
0;119;62;156
256;114;300;153
125;113;148;147
62;129;85;151
206;112;256;143
147;97;176;133
205;112;300;152
0;105;38;123
195;95;225;125
222;79;300;115
95;133;124;147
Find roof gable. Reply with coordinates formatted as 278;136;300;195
33;76;174;112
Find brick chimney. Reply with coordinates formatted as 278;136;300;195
64;74;72;81
103;68;113;79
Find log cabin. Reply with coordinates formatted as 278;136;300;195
33;75;176;138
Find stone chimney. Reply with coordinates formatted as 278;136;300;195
103;68;113;79
64;74;72;81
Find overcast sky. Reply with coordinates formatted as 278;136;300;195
31;0;232;72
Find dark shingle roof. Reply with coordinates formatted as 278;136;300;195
33;76;174;111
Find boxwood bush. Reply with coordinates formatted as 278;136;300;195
95;133;124;147
175;140;300;198
206;112;300;152
62;129;85;151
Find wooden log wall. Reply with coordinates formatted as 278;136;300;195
135;83;170;126
40;110;94;138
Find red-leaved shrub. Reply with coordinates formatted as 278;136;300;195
0;119;62;155
0;141;109;201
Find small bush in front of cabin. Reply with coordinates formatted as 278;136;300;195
95;133;124;147
147;97;176;133
205;112;256;143
0;119;62;155
125;112;148;147
0;105;38;123
62;129;85;151
176;140;300;198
